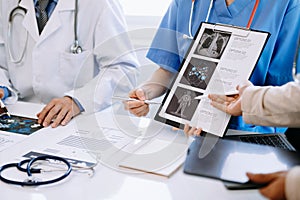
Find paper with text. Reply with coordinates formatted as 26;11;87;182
156;23;269;137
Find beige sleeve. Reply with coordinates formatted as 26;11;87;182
241;82;300;127
286;167;300;200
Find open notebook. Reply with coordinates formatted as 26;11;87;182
119;138;188;177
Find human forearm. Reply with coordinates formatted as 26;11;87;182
242;82;300;127
125;67;175;117
139;67;176;100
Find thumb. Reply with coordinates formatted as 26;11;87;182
246;172;280;184
0;89;4;99
135;88;146;101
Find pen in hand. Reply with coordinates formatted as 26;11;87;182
194;91;239;100
112;96;161;105
0;99;11;118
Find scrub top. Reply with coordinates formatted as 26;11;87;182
147;0;300;133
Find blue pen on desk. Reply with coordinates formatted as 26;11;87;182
0;99;11;118
112;96;161;105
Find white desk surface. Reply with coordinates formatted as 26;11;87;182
0;102;265;200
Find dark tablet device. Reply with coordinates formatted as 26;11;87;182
222;180;268;190
183;135;300;186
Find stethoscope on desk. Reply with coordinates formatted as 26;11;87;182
7;0;82;64
183;0;260;40
0;155;96;186
0;155;72;186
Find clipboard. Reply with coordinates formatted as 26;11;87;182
154;22;270;137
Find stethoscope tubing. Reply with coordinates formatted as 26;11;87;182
0;155;72;186
7;6;28;64
246;0;260;29
186;0;260;39
7;0;82;64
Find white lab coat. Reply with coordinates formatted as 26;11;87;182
0;0;138;113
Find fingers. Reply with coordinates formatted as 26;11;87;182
237;81;253;95
124;101;150;117
37;101;56;126
128;103;149;117
0;88;5;99
61;111;74;126
125;88;150;117
124;99;145;110
124;99;149;115
238;80;253;89
247;172;287;200
184;124;202;137
128;88;146;100
209;94;242;116
210;100;228;113
51;105;69;128
183;124;192;136
172;127;180;131
259;179;286;200
135;88;146;101
37;97;81;128
246;171;285;184
209;95;232;113
208;94;235;112
208;94;237;104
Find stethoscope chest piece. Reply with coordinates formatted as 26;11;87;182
70;40;82;54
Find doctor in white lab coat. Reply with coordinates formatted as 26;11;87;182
0;0;138;127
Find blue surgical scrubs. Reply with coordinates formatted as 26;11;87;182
147;0;300;133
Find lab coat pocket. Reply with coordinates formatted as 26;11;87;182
59;50;93;89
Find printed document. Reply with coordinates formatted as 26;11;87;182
156;23;269;137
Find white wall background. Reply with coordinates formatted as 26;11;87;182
119;0;171;16
119;0;172;85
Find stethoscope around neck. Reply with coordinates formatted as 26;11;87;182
183;0;260;40
7;0;82;64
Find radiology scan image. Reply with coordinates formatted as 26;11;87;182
195;28;231;59
0;115;43;135
180;58;217;90
166;87;201;121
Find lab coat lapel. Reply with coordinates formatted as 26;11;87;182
37;0;75;45
19;0;39;42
